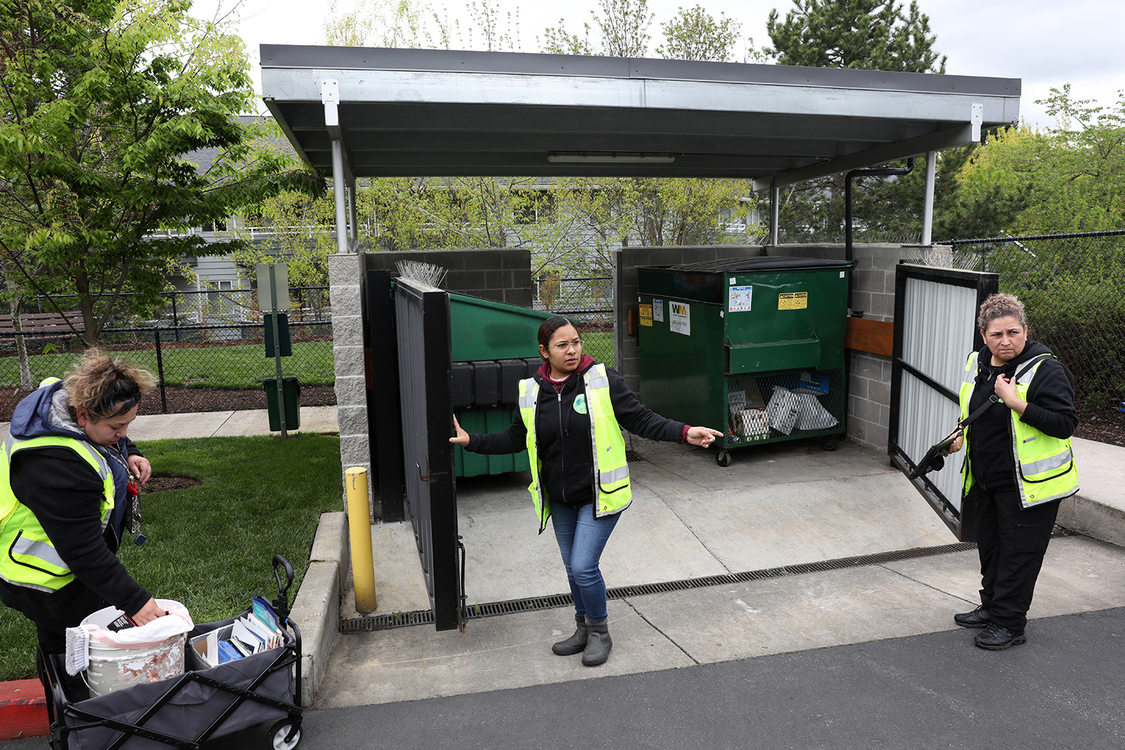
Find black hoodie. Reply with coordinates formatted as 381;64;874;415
966;340;1078;491
467;356;685;510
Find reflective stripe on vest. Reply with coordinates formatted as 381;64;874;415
958;351;1079;509
0;433;116;592
517;364;632;532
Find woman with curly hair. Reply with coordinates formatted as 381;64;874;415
0;350;167;654
946;293;1079;650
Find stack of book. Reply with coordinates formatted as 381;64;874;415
190;598;284;667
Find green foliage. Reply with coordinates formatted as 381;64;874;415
0;434;343;680
766;0;945;73
0;0;321;345
656;4;741;63
959;87;1125;236
765;0;947;243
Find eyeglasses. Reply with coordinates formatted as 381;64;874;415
550;339;583;352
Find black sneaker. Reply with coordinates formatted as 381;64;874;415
953;605;991;629
974;623;1027;650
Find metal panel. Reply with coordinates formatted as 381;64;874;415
363;268;405;521
260;45;1020;180
889;264;998;536
394;277;461;631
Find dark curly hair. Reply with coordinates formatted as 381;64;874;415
65;349;156;421
977;293;1027;331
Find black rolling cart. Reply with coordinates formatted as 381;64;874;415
39;555;304;750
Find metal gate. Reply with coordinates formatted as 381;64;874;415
392;277;462;631
888;264;997;537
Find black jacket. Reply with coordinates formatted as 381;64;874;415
467;357;685;510
966;340;1078;491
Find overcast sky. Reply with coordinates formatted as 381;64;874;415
191;0;1124;130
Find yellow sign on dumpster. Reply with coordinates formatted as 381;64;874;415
778;292;808;310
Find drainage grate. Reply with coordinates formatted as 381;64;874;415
339;540;985;633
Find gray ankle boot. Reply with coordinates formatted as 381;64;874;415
581;618;612;666
552;614;588;656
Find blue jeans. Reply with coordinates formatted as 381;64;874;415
550;503;620;623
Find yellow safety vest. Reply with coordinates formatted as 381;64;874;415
958;351;1079;509
0;434;116;593
517;363;631;532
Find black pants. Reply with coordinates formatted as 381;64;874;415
0;578;104;654
973;485;1059;632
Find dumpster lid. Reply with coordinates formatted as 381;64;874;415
663;257;852;273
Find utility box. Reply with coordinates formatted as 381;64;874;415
264;376;300;431
447;292;552;478
637;257;852;466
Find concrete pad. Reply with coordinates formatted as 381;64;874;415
212;409;273;436
315;602;695;709
340;522;432;618
298;405;339;433
128;411;235;441
629;564;967;664
881;535;1125;620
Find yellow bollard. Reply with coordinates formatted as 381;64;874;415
345;467;378;614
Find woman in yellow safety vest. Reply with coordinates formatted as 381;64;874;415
0;350;168;657
451;316;723;666
946;293;1079;650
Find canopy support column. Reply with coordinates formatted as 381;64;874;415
921;151;937;245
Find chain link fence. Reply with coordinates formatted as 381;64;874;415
1;289;334;421
533;276;614;366
939;230;1125;445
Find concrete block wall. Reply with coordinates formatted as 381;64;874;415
361;248;532;307
329;248;532;512
613;243;930;452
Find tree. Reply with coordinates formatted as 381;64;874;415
542;0;652;57
657;4;741;63
0;0;319;348
765;0;948;243
956;86;1125;236
766;0;945;73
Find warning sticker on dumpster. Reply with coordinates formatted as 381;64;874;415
778;292;808;310
639;304;652;327
653;299;665;323
669;301;691;335
728;285;753;312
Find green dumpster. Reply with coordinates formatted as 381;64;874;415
637;257;852;466
447;292;552;478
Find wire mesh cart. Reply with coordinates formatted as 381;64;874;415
38;555;303;750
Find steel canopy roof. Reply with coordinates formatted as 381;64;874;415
260;45;1020;185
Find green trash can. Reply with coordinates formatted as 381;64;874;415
263;376;300;431
446;292;552;478
637;257;852;466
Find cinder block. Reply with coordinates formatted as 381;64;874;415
332;343;365;372
336;403;369;435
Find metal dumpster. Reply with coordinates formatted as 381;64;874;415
447;292;551;477
636;257;852;465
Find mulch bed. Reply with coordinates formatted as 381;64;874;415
144;475;202;492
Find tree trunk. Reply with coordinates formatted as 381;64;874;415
10;298;33;390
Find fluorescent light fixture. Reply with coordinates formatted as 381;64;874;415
547;152;676;164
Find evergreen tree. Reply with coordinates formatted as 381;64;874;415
765;0;950;242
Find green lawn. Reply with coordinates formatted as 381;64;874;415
0;433;343;681
0;341;335;389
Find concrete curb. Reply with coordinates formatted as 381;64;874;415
1058;495;1125;548
290;511;346;707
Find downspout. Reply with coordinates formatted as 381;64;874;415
844;157;915;315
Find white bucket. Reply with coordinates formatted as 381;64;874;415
81;600;191;697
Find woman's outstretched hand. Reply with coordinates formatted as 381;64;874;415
449;415;469;446
685;426;724;448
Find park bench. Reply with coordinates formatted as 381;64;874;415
0;310;85;343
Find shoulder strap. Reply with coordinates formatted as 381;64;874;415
960;353;1053;428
